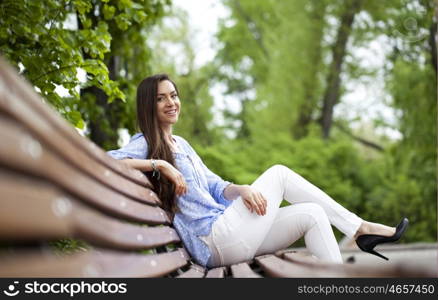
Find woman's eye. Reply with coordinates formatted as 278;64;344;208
171;94;177;99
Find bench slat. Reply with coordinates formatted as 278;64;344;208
277;251;320;264
0;168;181;249
0;168;72;239
74;205;181;250
0;57;150;188
282;252;438;278
0;248;190;278
255;255;342;277
205;267;226;278
91;248;190;277
230;262;262;278
0;82;158;205
176;264;206;278
0;117;170;225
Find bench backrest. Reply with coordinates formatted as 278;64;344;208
0;56;193;277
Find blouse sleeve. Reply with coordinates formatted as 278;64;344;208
177;136;232;207
106;133;148;160
198;158;233;207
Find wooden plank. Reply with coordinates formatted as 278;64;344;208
91;248;190;277
0;168;72;239
73;205;181;250
278;251;320;264
275;247;312;257
282;252;438;278
0;117;170;225
205;267;226;278
0;168;180;249
176;264;205;278
0;80;157;205
255;255;343;277
0;248;190;278
0;57;150;188
230;262;262;278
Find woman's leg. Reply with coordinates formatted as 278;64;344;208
270;164;363;238
208;168;285;265
265;164;395;238
211;164;346;265
254;203;343;263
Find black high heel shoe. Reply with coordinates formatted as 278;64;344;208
355;218;409;260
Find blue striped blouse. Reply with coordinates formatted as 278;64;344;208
106;133;232;266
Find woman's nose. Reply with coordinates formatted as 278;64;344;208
165;96;175;105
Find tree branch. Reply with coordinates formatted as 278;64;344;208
232;0;269;60
333;122;384;152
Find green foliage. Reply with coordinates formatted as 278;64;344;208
215;0;331;138
197;130;369;212
195;128;435;243
0;0;169;132
49;238;89;254
207;0;437;244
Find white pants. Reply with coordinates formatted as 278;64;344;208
200;165;363;267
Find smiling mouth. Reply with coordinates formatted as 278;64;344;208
165;109;177;116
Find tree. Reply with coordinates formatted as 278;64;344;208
214;0;437;242
146;8;224;146
319;0;363;139
215;0;318;139
0;0;170;148
78;0;170;148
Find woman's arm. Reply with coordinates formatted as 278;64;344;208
121;159;187;196
120;158;157;172
224;183;267;216
223;183;246;200
106;133;147;160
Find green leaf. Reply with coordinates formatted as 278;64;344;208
115;13;131;31
67;110;85;129
103;4;116;20
73;0;92;15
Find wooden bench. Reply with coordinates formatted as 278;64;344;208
0;56;436;278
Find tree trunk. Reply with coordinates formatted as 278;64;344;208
87;55;121;148
319;0;362;139
428;20;437;76
77;10;121;148
293;1;327;139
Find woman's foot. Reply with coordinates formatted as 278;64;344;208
354;221;396;239
355;218;409;260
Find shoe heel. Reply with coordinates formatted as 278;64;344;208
368;249;388;260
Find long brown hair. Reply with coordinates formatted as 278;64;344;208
136;74;180;217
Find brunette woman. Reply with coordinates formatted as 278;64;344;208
107;74;408;267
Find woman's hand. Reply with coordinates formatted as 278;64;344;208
157;160;187;196
239;185;267;216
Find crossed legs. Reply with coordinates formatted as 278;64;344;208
214;164;363;265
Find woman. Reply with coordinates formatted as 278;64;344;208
107;74;408;267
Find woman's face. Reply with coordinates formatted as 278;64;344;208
156;80;180;126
